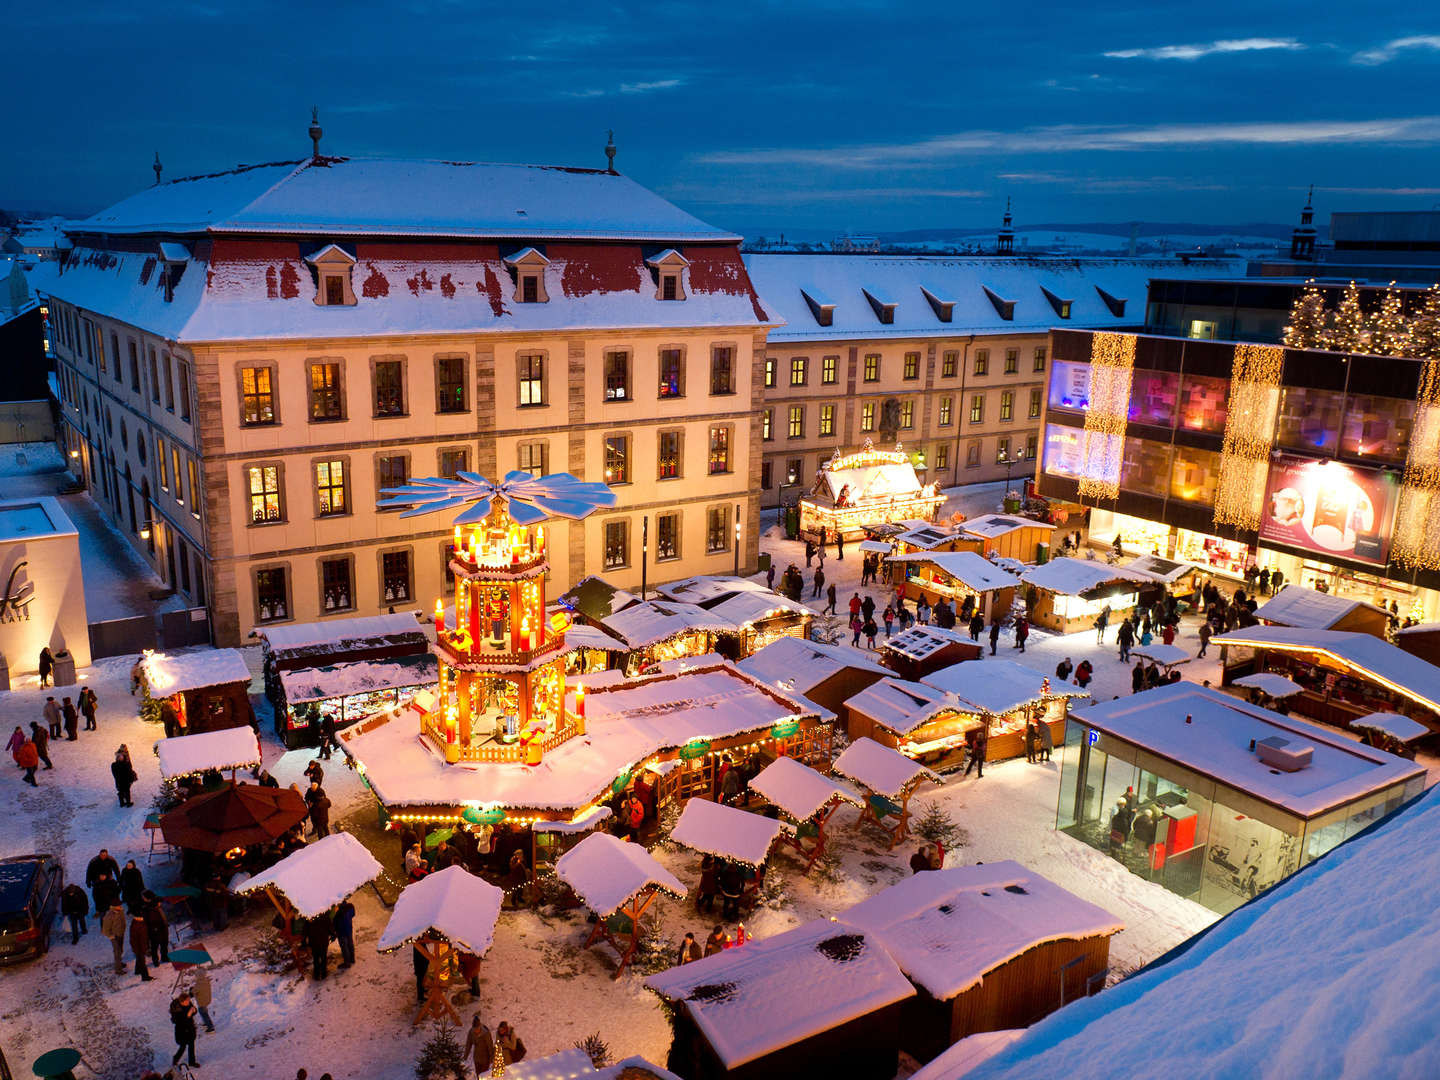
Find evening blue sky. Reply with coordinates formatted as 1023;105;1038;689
8;1;1440;236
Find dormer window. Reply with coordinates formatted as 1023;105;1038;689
646;249;689;301
305;243;357;306
158;241;189;303
504;247;551;303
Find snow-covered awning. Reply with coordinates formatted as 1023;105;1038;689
1232;672;1304;698
707;590;813;628
833;737;940;799
923;659;1087;715
749;757;863;822
889;550;1022;592
278;654;437;705
738;637;889;696
376;865;503;956
141;648;251;696
602;600;739;649
254;611;425;653
1020;557;1154;597
1352;712;1428;743
554;832;686;917
154;726;262;779
1129;644;1191;668
235;832;383;918
859;539;895;554
563;621;627;653
669;798;785;868
1253;586;1387;630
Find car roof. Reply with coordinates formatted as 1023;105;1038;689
0;858;44;908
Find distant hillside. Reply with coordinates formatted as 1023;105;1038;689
882;221;1292;243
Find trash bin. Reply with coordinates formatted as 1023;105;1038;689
784;504;800;540
1036;542;1050;565
52;650;77;687
0;652;9;691
757;552;772;573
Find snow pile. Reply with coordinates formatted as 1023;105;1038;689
749;756;863;822
376;864;503;956
646;918;915;1068
235;832;383;917
889;550;1022;592
1231;672;1304;697
555;832;687;917
833;737;941;799
1253;585;1386;630
141;648;251;695
669;798;785;868
154;726;261;779
912;1029;1026;1080
843;861;1124;1000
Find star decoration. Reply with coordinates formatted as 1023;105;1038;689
378;470;617;525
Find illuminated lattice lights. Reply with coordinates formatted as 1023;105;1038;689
1212;344;1283;530
1392;357;1440;570
1076;333;1136;501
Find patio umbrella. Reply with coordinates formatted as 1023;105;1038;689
158;782;308;853
423;828;455;849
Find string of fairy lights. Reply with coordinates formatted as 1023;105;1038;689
1212;344;1284;532
1393;356;1440;571
1076;332;1136;502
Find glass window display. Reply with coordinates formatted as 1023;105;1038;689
1122;438;1173;496
1178;373;1230;434
1339;395;1414;463
1276;386;1342;453
1170;446;1222;504
1127;370;1177;428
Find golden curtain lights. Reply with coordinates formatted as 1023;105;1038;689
1076;333;1136;501
1212;344;1283;530
1392;357;1440;570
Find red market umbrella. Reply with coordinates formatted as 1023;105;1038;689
158;783;308;853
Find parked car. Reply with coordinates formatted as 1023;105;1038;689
0;854;62;963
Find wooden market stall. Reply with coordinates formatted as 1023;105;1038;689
954;514;1056;563
660;576;814;656
140;649;254;736
277;654;438;747
1213;625;1440;735
1124;555;1203;609
844;862;1122;1063
554;832;687;978
844;678;976;773
561;619;627;675
1252;586;1390;639
833;738;940;849
155;726;262;782
738;637;890;720
1019;558;1155;635
800;442;945;543
1396;622;1440;666
749;756;863;872
879;626;983;682
601;600;741;673
924;661;1086;763
887;551;1021;625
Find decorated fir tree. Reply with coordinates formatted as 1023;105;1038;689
1370;283;1411;357
1326;281;1371;354
415;1020;468;1080
1282;281;1329;349
1408;285;1440;361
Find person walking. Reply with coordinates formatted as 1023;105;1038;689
859;593;874;623
333;898;356;968
825;583;837;615
765;562;776;591
62;697;79;741
29;722;52;770
170;991;200;1069
307;783;331;838
1132;660;1146;694
61;882;89;944
102;899;126;972
834;528;844;561
1038;717;1054;762
6;724;24;764
1074;660;1094;689
804;538;815;568
463;1014;494;1074
308;908;333;980
1094;606;1111;645
38;647;53;688
304;760;325;787
119;859;145;912
80;686;99;730
1197;621;1213;658
1117;618;1135;662
1056;657;1073;681
318;713;337;761
43;696;62;739
964;728;986;778
811;564;824;600
883;604;895;637
969;612;985;642
1014;616;1029;653
129;911;154;981
1161;622;1176;647
194;967;216;1032
16;735;39;785
862;616;878;650
142;892;170;965
112;749;137;807
988;620;1001;656
850;614;863;647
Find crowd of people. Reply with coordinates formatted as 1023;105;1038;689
5;684;104;787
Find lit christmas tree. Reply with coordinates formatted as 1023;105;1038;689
1408;285;1440;361
1370;282;1411;357
1282;280;1330;349
1326;280;1371;354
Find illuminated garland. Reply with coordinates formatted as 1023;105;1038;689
1212;344;1284;530
1392;356;1440;570
1076;333;1136;501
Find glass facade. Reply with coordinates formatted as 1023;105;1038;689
1276;386;1342;453
1177;373;1229;434
1339;395;1414;463
1127;370;1177;427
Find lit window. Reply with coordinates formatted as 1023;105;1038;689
822;355;839;384
706;505;730;554
1004;349;1018;375
788;405;804;438
764;357;776;389
658;431;682;478
321;557;353;612
903;353;920;380
863;355;880;382
1034;347;1047;372
970;394;985;424
819;404;835;437
604;351;630;401
374;359;404;417
1029;388;1042;419
518;353;545;406
762;409;773;441
256;567;288;622
247;465;282;523
241;367;275;425
436;356;467;413
382;551;412;603
309;362;343;421
660;349;684;398
315;460;347;516
941;351;958;378
656;513;680;560
967;441;981;468
974;350;988;376
1001;391;1014;422
938;396;952;426
439;448;469;478
861;402;876;432
604;520;629;568
517;441;547;475
899;401;914;429
790;357;807;386
708;426;731;473
936;444;950;469
605;435;629;483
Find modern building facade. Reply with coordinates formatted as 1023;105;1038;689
37;148;773;646
745;255;1240;508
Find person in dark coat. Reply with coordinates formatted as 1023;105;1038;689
811;564;825;599
62;697;79;741
1197;621;1213;658
988;620;1001;656
307;785;331;838
333;899;356;967
969;612;985;641
86;848;120;891
1024;722;1039;764
463;1014;494;1073
142;892;170;965
834;528;844;560
717;862;744;921
1038;718;1054;762
308;909;333;980
258;769;280;788
804;538;815;568
304;760;324;787
112;750;137;806
170;992;200;1068
80;687;99;730
696;855;717;914
412;944;429;1004
1056;657;1074;681
119;859;145;911
318;714;337;761
860;594;876;623
1132;661;1146;694
1013;617;1029;653
38;647;53;688
129;913;153;980
28;722;52;770
61;882;89;943
1117;618;1135;662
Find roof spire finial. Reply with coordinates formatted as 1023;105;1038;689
309;106;324;162
997;196;1015;255
153;151;163;186
1291;183;1317;261
605;129;617;174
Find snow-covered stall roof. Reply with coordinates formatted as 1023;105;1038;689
342;663;819;812
234;832;383;918
254;611;424;654
911;1030;1026;1080
845;678;966;738
881;625;976;663
141;648;252;695
669;798;786;868
1075;682;1424;818
1253;585;1387;630
889;550;1022;592
1352;711;1428;743
833;737;941;798
1231;672;1304;698
818;461;925;505
375;865;503;956
844;861;1124;1000
707;590;813;628
560;576;640;623
1020;557;1154;596
924;659;1085;715
504;1050;683;1080
895;524;962;550
154;726;262;779
961;784;1440;1080
1128;643;1190;667
554;832;686;917
1212;626;1440;715
1396;621;1440;637
656;575;769;606
959;514;1054;541
749;756;863;822
1123;555;1199;584
601;601;739;649
278;654;437;705
562;620;627;654
646;917;915;1068
738;637;889;696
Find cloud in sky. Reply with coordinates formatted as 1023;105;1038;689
1104;37;1304;61
701;116;1440;168
1319;185;1440;196
1351;35;1440;65
564;77;685;99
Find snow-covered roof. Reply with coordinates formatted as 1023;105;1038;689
1128;643;1190;667
895;524;961;550
845;678;969;738
141;648;252;695
154;726;262;779
745;254;1241;342
749;756;863;822
912;1030;1026;1080
234;832;383;918
1212;626;1440;715
503;1050;681;1080
1020;557;1153;596
254;611;425;652
859;539;896;554
707;590;813;628
563;621;627;653
1231;672;1304;697
1123;555;1199;584
375;865;503;956
278;654;437;705
959;514;1054;540
532;804;613;834
1352;712;1428;742
1253;585;1388;630
561;576;640;622
738;636;889;695
1074;682;1424;819
601;600;739;649
818;461;924;504
343;663;819;812
924;660;1084;715
880;625;976;663
889;550;1022;592
844;861;1124;1000
961;785;1440;1080
833;737;941;799
669;797;786;868
554;831;686;917
1396;621;1440;637
656;575;770;606
646;918;915;1068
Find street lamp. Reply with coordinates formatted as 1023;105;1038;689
997;449;1017;508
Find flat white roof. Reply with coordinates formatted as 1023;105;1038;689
846;678;960;737
1124;555;1200;583
255;611;424;651
1254;585;1386;630
0;496;76;542
961;514;1055;540
889;550;1023;592
1075;683;1424;819
141;648;251;695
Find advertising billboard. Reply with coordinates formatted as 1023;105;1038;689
1259;456;1399;566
